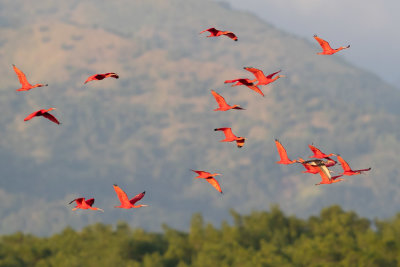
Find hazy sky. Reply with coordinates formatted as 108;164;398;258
225;0;399;88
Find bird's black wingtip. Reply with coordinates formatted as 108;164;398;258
142;191;146;194
113;184;118;186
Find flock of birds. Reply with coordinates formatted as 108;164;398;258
11;26;370;212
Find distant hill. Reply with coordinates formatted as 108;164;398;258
1;0;400;235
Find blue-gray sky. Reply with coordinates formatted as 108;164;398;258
226;0;399;87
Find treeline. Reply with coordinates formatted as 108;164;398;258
0;205;399;266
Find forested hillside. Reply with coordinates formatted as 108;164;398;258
0;0;400;235
1;206;399;266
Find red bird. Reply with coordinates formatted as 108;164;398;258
313;35;350;55
224;78;264;96
200;27;238;41
214;127;246;148
315;164;344;185
84;73;119;84
191;170;223;194
275;139;297;164
308;144;336;159
13;64;48;91
211;90;244;111
336;155;371;176
69;198;104;212
24;108;60;124
243;67;284;86
113;184;148;209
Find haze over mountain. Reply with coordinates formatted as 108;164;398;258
1;0;400;235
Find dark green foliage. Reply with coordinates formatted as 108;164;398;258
0;206;399;266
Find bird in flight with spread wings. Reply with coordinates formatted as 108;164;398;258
243;67;284;86
275;139;297;165
84;73;119;84
113;184;148;209
211;90;244;111
214;127;246;148
336;155;371;176
69;198;104;212
24;108;60;125
200;27;238;41
13;64;48;91
224;78;264;96
191;170;223;194
313;35;350;55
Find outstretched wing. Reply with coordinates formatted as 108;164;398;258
129;191;145;205
24;110;40;121
42;112;60;124
113;184;130;205
211;90;228;108
223;31;238;41
191;170;211;177
205;178;223;194
246;84;264;96
200;27;218;34
69;198;84;205
243;67;265;82
266;70;281;79
13;64;31;87
308;144;323;158
275;139;292;162
313;35;333;51
104;73;119;79
336;155;352;172
85;198;95;207
215;127;236;139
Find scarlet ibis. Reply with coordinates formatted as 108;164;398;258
13;64;48;91
224;78;264;96
243;67;284;86
69;198;104;212
211;90;244;111
308;144;336;159
113;184;148;209
24;108;60;124
191;170;223;194
313;35;350;55
336;155;371;176
315;164;344;185
214;127;245;148
275;139;297;164
199;27;238;41
84;73;119;84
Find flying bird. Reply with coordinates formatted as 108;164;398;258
297;158;323;174
211;90;244;111
69;198;104;212
308;144;336;159
214;127;246;148
113;184;148;209
336;155;371;176
313;35;350;55
84;73;119;84
199;27;238;41
24;108;60;124
275;139;297;164
243;67;284;86
13;64;48;91
191;170;223;194
224;78;264;96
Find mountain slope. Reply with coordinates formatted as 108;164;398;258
0;0;399;235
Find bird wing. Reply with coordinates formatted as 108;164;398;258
216;127;236;139
69;198;84;205
246;84;264;96
266;70;281;79
223;31;238;41
42;112;60;124
84;74;105;84
13;65;31;87
200;27;217;34
211;90;228;108
308;144;323;157
113;184;130;205
85;198;95;207
24;110;40;121
317;166;332;183
336;155;352;172
313;35;333;51
205;178;222;193
191;170;211;178
244;67;266;82
104;73;119;79
129;191;145;205
224;79;242;84
274;139;292;162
